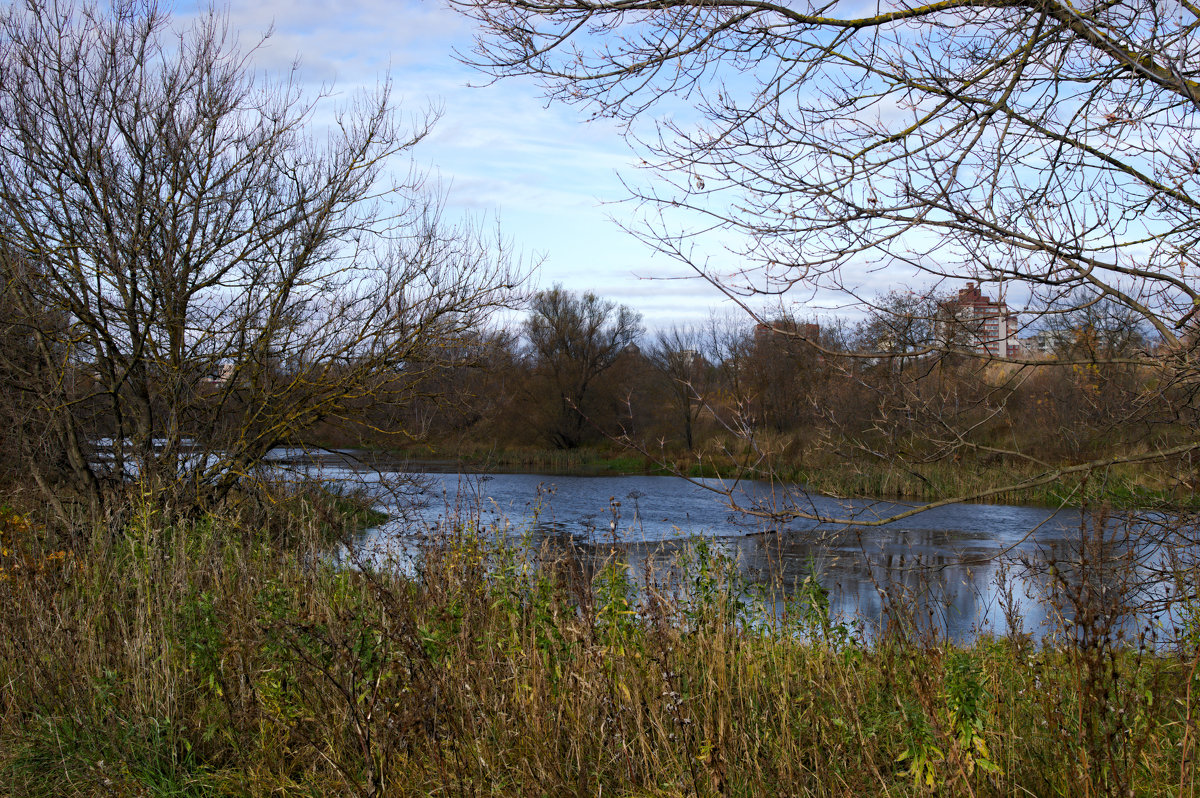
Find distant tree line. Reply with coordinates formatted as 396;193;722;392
351;284;1165;472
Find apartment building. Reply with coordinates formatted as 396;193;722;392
936;282;1020;357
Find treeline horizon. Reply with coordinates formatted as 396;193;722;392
329;284;1173;482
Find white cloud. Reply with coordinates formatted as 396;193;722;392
172;0;779;329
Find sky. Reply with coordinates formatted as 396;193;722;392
176;0;740;333
156;0;1177;340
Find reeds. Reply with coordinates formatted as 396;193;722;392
1;497;1198;796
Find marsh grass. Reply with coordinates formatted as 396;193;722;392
762;458;1199;509
453;440;1198;509
1;496;1199;796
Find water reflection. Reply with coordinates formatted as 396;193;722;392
292;451;1196;645
493;525;1055;642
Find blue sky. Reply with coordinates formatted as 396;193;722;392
161;0;1190;350
177;0;741;332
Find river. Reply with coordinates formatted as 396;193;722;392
274;449;1193;644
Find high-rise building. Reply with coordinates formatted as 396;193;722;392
936;282;1019;357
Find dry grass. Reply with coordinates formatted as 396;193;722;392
1;496;1198;796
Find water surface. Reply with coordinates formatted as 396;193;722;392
283;450;1183;643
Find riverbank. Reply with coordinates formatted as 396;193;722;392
366;440;1199;509
2;501;1196;796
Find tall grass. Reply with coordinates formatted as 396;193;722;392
1;497;1198;795
462;440;1196;509
770;459;1198;508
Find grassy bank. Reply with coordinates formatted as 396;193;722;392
778;458;1198;509
427;441;1198;509
2;498;1199;796
445;444;675;476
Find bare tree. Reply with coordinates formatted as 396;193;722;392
452;0;1200;520
648;324;710;451
0;250;70;500
855;291;940;365
0;0;522;519
523;286;643;449
1042;289;1151;361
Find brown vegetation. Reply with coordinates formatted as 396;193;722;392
351;295;1194;508
2;505;1200;796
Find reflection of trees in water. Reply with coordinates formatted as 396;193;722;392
541;526;1020;641
739;528;1003;641
529;515;1200;644
1017;511;1197;650
338;464;1200;645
